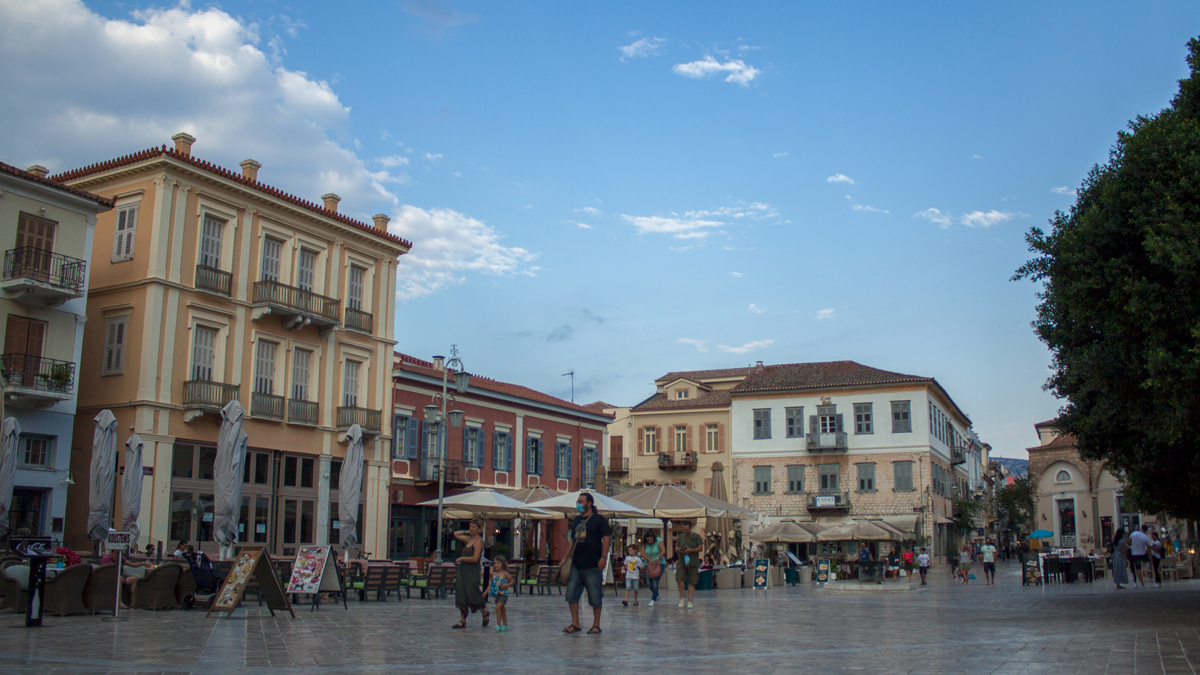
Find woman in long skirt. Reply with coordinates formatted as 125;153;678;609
452;518;489;628
1111;527;1129;589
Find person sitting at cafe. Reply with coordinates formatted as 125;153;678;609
1088;549;1103;559
172;541;189;557
99;551;153;609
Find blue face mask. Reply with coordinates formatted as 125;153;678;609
576;503;585;514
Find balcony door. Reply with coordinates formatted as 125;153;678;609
191;326;216;381
16;214;56;279
4;315;46;383
297;249;316;292
260;238;282;282
200;217;223;269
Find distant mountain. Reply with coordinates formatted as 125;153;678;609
995;457;1028;479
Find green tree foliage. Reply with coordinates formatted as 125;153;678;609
1015;38;1200;519
994;478;1035;535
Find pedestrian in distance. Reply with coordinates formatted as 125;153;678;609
902;547;914;582
887;547;900;582
451;518;488;629
622;544;643;607
563;492;612;635
674;520;704;608
641;532;665;606
489;556;514;631
981;538;998;586
958;544;974;585
1110;526;1130;589
1129;524;1152;588
1150;529;1164;588
917;548;930;586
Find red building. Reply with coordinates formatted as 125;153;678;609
388;352;612;560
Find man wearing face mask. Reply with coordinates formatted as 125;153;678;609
563;492;612;635
674;520;704;609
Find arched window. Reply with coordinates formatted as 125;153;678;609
1055;470;1071;482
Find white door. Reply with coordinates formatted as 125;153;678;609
261;238;282;281
192;326;217;381
200;218;223;268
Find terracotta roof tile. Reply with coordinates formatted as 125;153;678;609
581;401;617;413
732;360;932;393
0;161;113;207
655;366;751;383
393;352;611;418
633;389;732;412
1027;433;1076;452
51;146;411;249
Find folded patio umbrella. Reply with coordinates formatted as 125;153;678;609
418;488;551;519
0;418;19;538
213;401;248;551
121;434;144;538
339;424;364;550
87;410;118;541
526;489;648;518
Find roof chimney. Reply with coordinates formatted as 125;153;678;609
372;214;391;232
322;193;341;213
25;165;48;178
172;132;196;156
239;159;261;182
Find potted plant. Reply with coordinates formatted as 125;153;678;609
49;364;71;392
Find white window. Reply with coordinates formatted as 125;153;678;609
103;315;128;376
348;266;365;310
706;424;719;453
200;217;223;268
261;238;282;282
191;326;217;381
342;359;360;407
297;249;316;291
676;389;688;399
642;427;657;454
291;349;311;401
674;426;687;453
20;436;51;468
818;405;839;434
112;205;137;262
253;341;277;395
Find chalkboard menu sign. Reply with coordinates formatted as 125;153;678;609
816;558;831;584
1022;556;1042;586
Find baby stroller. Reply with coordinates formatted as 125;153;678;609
182;551;223;610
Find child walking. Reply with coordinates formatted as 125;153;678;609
489;556;515;631
622;544;644;607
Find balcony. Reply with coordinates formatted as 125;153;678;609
807;491;851;510
194;264;232;297
415;457;469;486
287;399;319;426
337;406;381;435
0;354;75;407
1;247;86;306
251;279;341;331
608;457;629;475
250;392;284;420
806;431;848;453
657;451;698;470
345;307;373;333
950;445;967;466
183;379;239;422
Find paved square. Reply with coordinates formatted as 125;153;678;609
1;562;1198;674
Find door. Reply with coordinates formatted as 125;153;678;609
260;238;282;281
4;315;46;382
297;249;316;292
200;217;223;268
191;326;216;381
16;214;56;280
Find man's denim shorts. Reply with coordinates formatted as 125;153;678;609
565;566;603;608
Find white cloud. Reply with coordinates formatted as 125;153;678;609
623;215;723;238
960;210;1017;228
852;204;889;214
576;206;602;216
677;338;709;353
389;205;540;300
913;208;953;228
623;201;777;241
672;56;761;86
1051;186;1077;196
971;154;985;160
576;222;592;229
377;155;411;167
423;152;443;162
748;304;765;314
773;152;788;158
400;0;478;32
731;272;743;278
827;174;855;184
718;339;774;355
619;37;665;61
816;308;835;320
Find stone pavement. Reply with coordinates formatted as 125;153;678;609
1;561;1199;674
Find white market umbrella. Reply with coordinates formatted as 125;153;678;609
213;401;248;556
87;410;118;541
339;424;364;550
618;482;757;520
418;488;552;519
526;489;648;518
748;519;822;544
503;486;563;504
0;418;19;538
121;435;144;539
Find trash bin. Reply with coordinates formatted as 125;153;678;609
799;566;813;584
784;568;798;585
697;569;714;591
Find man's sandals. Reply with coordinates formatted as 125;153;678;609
562;624;601;634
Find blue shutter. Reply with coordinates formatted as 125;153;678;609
527;438;535;474
476;429;485;468
461;426;469;464
406;418;419;459
493;431;502;470
537;440;543;475
567;444;573;479
506;435;513;471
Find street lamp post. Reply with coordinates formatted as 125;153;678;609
425;345;469;563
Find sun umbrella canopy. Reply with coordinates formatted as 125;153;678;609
526;489;649;518
816;518;894;542
339;424;365;549
1029;529;1054;539
213;401;248;547
748;519;821;543
417;488;551;519
87;410;118;541
0;418;19;539
618;483;757;520
503;486;564;504
121;434;144;538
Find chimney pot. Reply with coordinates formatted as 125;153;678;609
172;132;196;156
322;193;341;213
372;214;391;232
239;159;262;182
25;165;48;178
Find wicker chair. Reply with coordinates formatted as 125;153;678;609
128;564;183;610
84;564;119;614
43;564;91;616
0;566;28;612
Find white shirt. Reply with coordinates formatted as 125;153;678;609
917;553;930;567
1130;530;1151;555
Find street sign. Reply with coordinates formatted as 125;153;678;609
105;530;134;552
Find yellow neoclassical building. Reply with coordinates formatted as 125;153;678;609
58;134;409;558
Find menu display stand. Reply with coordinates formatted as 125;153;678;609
13;537;56;628
285;546;347;611
208;548;294;619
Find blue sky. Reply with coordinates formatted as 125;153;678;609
2;0;1198;457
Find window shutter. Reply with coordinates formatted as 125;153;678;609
493;432;501;470
836;414;844;433
688;425;695;453
526;439;534;474
461;426;469;463
506;435;513;471
407;418;420;459
655;427;661;454
476;429;485;468
668;428;674;454
637;427;644;455
536;441;543;475
567;445;573;479
717;422;725;453
809;415;818;434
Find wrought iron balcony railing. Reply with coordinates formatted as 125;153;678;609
417;457;467;484
3;247;86;292
608;457;630;474
337;406;381;433
657;451;698;469
0;354;75;393
195;264;232;296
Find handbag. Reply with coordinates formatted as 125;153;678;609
555;514;590;585
647;559;663;579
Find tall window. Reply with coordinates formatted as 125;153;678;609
526;438;543;475
200;217;223;268
493;432;512;471
853;403;873;434
555;442;572;479
642;427;657;454
786;465;805;493
856;463;876;491
191;326;217;380
674;426;687;454
785;407;804;438
464;427;484;467
253;341;276;395
342;360;360;407
347;265;365;310
818;405;839;434
891;401;912;433
893;461;914;491
20;436;51;468
582;446;597;486
261;238;282;281
112;205;137;261
753;466;772;494
818;464;839;492
103;315;128;376
753;409;771;439
705;424;719;453
394;415;420;460
1058;499;1076;540
291;349;311;400
297;249;316;291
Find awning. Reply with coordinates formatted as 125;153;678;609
875;515;919;539
935;516;953;524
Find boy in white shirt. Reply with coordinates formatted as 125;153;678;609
622;545;644;607
917;548;931;586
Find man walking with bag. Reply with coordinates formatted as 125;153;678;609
675;520;704;609
563;492;612;634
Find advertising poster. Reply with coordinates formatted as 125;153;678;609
816;558;831;584
286;546;331;595
752;559;769;589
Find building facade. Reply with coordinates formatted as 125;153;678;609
0;162;112;545
390;353;612;560
730;361;981;559
58;134;408;558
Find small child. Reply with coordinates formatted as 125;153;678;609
622;544;644;607
488;556;514;631
917;548;931;586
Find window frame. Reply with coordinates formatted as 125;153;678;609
191;324;218;381
752;465;772;495
753;408;772;440
674;426;687;454
253;340;277;395
786;465;805;494
818;463;839;492
705;424;719;453
856;462;876;492
112;204;138;262
1055;469;1071;483
853;403;873;435
342;359;361;407
891;400;912;433
19;435;53;468
785;406;804;438
893;460;914;491
102;315;129;376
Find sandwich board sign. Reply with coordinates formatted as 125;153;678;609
752;559;770;589
208;547;295;619
816;558;831;584
285;546;347;610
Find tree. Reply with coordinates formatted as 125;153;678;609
994;478;1035;536
1015;37;1200;519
